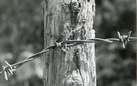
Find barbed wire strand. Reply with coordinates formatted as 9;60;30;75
0;31;136;80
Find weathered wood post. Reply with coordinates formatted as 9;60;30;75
43;0;96;86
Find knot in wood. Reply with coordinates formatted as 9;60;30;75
70;0;80;12
71;0;79;7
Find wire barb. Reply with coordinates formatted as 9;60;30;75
0;31;136;80
116;31;134;48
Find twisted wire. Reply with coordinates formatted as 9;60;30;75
0;31;136;80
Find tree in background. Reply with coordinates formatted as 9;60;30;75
0;0;136;86
94;0;136;86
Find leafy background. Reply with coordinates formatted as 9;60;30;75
0;0;136;86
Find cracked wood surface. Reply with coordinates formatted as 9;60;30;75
43;0;96;86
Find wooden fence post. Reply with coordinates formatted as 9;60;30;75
43;0;96;86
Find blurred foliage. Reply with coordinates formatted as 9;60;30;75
0;0;136;86
0;0;44;86
94;0;136;86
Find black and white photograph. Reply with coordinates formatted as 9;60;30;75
0;0;136;86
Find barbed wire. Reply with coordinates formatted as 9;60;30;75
0;31;136;80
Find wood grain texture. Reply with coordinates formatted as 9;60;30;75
43;0;96;86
